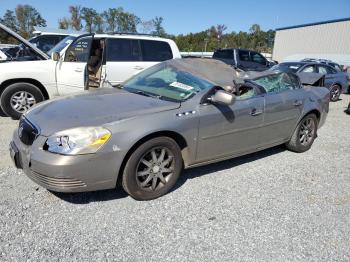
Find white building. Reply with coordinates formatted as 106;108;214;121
273;18;350;65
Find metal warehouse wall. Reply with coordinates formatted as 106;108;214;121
272;20;350;63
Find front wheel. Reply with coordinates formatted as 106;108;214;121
286;114;318;153
0;82;44;120
122;137;183;201
330;84;341;102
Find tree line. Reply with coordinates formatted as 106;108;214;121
0;4;275;53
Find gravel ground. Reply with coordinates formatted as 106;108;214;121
0;97;349;261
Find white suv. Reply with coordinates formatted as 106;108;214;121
0;24;181;119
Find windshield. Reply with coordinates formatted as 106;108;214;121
47;35;76;56
122;63;214;102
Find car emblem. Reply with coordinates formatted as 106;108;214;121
18;124;24;138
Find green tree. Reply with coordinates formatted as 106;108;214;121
102;7;122;32
81;7;98;33
0;10;17;32
117;11;140;33
15;5;46;38
152;16;166;37
94;15;104;33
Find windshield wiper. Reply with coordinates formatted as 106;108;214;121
133;90;163;100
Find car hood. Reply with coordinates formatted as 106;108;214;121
0;23;49;60
25;88;181;136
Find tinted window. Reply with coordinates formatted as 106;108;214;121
238;50;250;61
64;36;92;62
252;73;300;93
140;40;173;61
213;49;233;59
301;65;316;73
106;38;140;62
250;52;266;65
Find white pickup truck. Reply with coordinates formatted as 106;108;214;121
0;24;181;119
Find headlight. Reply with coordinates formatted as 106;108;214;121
46;127;111;155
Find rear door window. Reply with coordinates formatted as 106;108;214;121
106;38;141;62
140;40;173;61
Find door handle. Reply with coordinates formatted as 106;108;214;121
133;66;144;70
250;108;263;116
293;100;303;106
74;68;83;72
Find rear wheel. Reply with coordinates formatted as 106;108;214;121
0;82;44;119
286;114;318;153
122;137;183;201
329;84;341;102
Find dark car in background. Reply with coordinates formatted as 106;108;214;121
213;48;274;71
270;62;349;101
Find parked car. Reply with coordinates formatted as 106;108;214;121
9;58;330;200
0;23;181;119
301;58;344;72
29;33;68;53
270;62;348;101
213;48;273;71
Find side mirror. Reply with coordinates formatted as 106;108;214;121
209;90;235;106
52;52;60;61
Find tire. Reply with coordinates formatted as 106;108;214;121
122;137;183;201
0;82;44;120
286;113;318;153
329;84;341;102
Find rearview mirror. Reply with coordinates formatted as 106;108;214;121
209;90;235;106
52;52;60;61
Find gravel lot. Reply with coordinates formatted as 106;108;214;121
0;97;349;261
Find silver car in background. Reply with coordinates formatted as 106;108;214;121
10;59;330;200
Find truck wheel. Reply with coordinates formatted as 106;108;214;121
122;137;183;201
0;82;44;120
286;114;317;153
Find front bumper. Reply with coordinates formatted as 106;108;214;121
10;130;124;193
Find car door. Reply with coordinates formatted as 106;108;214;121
196;85;265;161
56;34;93;95
104;38;143;85
256;73;304;146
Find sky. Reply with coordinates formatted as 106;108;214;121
0;0;350;35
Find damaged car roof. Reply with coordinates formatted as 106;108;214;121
167;58;326;88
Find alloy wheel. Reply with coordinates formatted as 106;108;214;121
299;118;316;146
10;91;36;113
136;147;175;192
